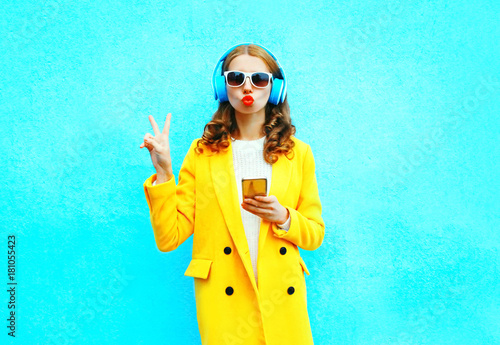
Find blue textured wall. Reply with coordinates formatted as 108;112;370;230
2;0;499;344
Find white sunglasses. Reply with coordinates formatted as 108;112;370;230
224;70;273;88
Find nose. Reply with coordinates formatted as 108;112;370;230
242;76;253;93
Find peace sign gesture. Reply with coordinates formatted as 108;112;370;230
140;113;174;183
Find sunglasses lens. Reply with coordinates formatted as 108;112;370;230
252;73;270;87
226;72;244;86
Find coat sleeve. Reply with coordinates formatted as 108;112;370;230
143;139;197;252
272;144;325;251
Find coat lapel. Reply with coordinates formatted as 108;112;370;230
210;139;293;293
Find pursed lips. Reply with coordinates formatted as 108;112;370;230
242;96;254;105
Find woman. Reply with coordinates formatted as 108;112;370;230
140;43;325;345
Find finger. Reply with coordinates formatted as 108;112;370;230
149;115;161;136
142;139;153;151
141;133;153;149
243;198;257;206
242;204;267;218
254;195;272;203
141;133;151;149
242;202;258;214
145;136;161;150
244;198;272;210
162;113;171;136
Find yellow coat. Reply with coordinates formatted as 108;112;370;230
143;136;325;345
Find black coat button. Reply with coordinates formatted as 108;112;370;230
280;247;287;255
224;247;232;254
287;286;295;295
226;286;234;295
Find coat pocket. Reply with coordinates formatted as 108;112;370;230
184;258;213;279
299;256;310;276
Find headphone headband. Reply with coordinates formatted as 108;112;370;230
212;42;287;104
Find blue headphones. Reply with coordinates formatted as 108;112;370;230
212;42;287;105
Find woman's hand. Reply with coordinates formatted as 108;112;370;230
241;195;289;225
140;113;174;182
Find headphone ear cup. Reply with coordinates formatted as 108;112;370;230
215;75;228;102
268;78;283;105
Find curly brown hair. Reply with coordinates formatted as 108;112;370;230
194;44;296;163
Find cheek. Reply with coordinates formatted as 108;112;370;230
257;89;271;102
227;89;240;105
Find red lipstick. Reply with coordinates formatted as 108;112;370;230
242;96;254;106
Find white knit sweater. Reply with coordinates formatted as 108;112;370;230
152;136;291;285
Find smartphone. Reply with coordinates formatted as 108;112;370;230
242;177;267;199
